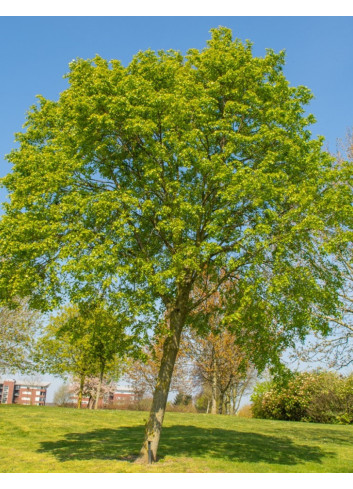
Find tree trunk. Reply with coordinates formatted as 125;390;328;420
218;391;224;414
138;299;188;463
225;392;230;415
234;381;248;415
77;375;85;409
231;386;236;415
94;367;104;410
211;349;218;414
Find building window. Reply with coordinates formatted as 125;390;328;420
1;386;9;404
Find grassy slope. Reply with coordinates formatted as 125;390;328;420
0;405;352;473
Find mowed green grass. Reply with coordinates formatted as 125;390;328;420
0;405;352;473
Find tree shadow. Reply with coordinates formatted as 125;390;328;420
292;427;353;447
37;424;334;466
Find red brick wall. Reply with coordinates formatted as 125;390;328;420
16;386;47;405
113;393;135;402
2;380;15;404
1;381;47;405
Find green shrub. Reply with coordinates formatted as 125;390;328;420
173;392;193;406
194;394;210;413
251;371;353;424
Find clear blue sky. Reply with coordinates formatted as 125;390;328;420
1;16;353;399
1;17;353;185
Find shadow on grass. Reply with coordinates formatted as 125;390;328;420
280;426;353;447
37;424;333;466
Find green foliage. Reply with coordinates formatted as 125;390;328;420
173;392;192;406
53;384;72;406
251;371;353;424
0;26;350;373
33;303;134;381
194;392;211;413
0;298;41;374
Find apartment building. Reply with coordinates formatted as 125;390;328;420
0;379;50;406
70;386;136;408
113;386;136;404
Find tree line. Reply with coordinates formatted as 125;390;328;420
0;297;256;414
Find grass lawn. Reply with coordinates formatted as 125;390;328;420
0;405;352;472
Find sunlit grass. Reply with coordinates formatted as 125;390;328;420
0;405;352;472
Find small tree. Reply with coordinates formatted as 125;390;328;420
69;376;116;409
173;392;192;406
53;384;71;406
194;388;212;413
0;298;41;374
188;329;256;415
126;334;191;401
34;303;130;408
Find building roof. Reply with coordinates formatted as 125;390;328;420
0;379;50;388
115;386;134;394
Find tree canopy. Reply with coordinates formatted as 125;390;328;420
34;303;132;379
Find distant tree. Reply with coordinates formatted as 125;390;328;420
173;392;192;406
0;298;41;374
188;274;257;415
126;334;191;400
296;129;353;369
188;329;256;415
34;303;131;408
53;384;71;406
69;376;116;409
194;389;212;413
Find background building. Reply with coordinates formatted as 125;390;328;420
69;385;136;408
0;379;50;406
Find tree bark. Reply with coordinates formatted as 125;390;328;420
218;391;224;414
137;297;189;463
77;375;85;409
211;349;218;414
94;366;105;410
225;392;230;415
231;386;236;415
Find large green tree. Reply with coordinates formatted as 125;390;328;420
0;28;349;461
